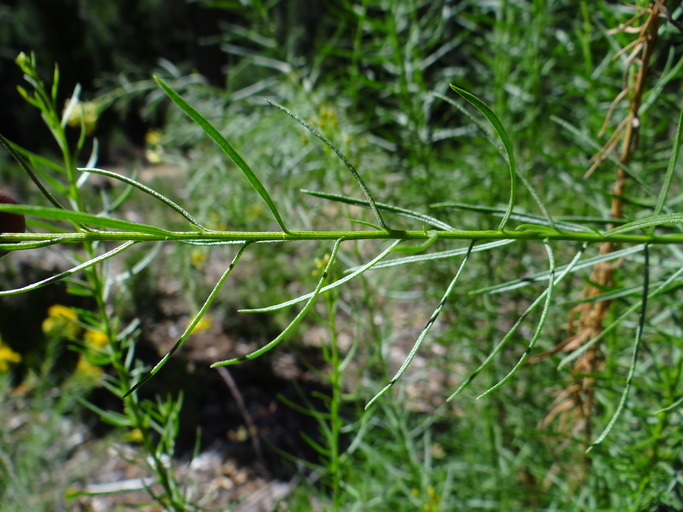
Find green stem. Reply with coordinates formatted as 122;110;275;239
2;228;683;246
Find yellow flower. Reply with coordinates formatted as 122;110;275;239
189;315;212;334
0;342;21;372
190;249;207;269
42;305;81;338
63;99;101;135
75;357;103;382
144;130;162;146
127;428;144;443
311;253;331;277
208;212;228;231
84;329;109;349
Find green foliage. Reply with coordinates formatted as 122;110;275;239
2;1;683;511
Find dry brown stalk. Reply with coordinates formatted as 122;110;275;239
535;4;664;451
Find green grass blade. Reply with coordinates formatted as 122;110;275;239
154;76;290;233
212;238;344;366
80;167;207;231
125;243;250;396
588;245;650;452
239;240;400;313
0;204;174;236
367;241;474;409
449;85;517;231
267;100;390;231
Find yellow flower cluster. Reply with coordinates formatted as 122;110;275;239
188;314;212;334
312;253;331;277
41;305;111;383
144;129;164;164
0;338;21;372
42;304;81;338
411;486;441;512
63;99;102;135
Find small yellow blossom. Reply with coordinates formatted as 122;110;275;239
189;314;212;334
312;253;331;277
0;341;21;372
42;305;81;338
127;428;144;443
144;130;162;146
75;357;103;382
208;212;228;231
63;99;101;135
190;249;207;269
84;329;109;349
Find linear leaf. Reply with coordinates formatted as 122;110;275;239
240;240;400;313
605;213;683;236
478;241;558;398
267;100;390;231
588;245;650;451
212;238;344;366
154;76;290;233
303;189;455;230
474;244;646;295
449;244;586;400
367;241;474;409
79;167;206;231
0;204;173;236
125;243;250;396
432;202;592;232
449;85;517;231
0;241;135;296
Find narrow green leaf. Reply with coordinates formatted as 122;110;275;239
474;245;646;295
478;241;557;398
605;213;683;236
0;204;173;236
240;240;400;313
449;85;517;231
588;245;650;452
267;100;390;231
367;241;474;409
212;238;344;366
431;201;593;233
0;132;66;210
449;244;586;400
369;240;514;271
154;76;290;233
125;243;250;396
80;167;206;231
303;189;455;230
0;241;135;296
652;104;683;228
